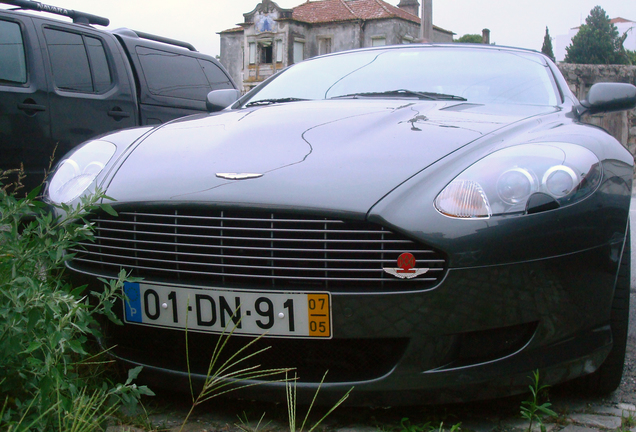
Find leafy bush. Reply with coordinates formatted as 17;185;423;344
454;34;483;43
0;175;152;431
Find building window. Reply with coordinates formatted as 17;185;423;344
293;41;304;64
371;37;386;47
318;38;332;55
276;40;283;62
260;43;273;64
249;42;256;64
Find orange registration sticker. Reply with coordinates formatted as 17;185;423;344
307;293;331;337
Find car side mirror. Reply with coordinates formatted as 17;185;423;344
580;82;636;115
206;89;241;112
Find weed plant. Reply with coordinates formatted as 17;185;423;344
621;410;636;430
180;320;293;432
236;411;270;432
0;173;152;431
520;371;557;432
399;418;461;432
179;308;352;432
285;371;352;432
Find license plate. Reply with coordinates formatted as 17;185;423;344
123;282;331;339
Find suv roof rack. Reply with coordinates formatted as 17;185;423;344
113;28;197;52
1;0;109;26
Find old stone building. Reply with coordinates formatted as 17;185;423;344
219;0;453;92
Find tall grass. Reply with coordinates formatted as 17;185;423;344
0;173;152;431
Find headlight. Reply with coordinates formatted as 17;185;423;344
434;143;601;219
47;140;116;204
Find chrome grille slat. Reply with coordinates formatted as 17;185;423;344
70;248;446;273
71;257;441;281
90;235;432;254
93;227;412;244
116;212;350;224
71;245;445;264
71;209;447;292
94;219;379;235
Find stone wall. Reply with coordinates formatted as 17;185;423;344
557;64;636;158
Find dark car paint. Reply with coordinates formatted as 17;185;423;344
55;45;635;405
0;16;53;183
0;7;236;190
1;11;137;185
77;100;631;405
70;241;614;406
103;101;558;211
101;98;632;268
370;113;633;267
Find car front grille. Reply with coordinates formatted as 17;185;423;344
70;208;446;292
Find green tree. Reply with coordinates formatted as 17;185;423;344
564;5;628;64
541;26;555;61
455;34;483;43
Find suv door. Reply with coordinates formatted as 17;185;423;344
39;22;137;171
0;16;51;189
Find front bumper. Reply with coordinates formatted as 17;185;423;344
75;243;618;405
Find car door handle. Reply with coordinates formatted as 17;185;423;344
108;108;131;119
17;101;46;113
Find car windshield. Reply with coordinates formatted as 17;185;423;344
242;46;559;107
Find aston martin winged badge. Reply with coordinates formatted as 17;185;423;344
383;253;429;279
216;173;264;180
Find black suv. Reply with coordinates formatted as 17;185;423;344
0;0;238;190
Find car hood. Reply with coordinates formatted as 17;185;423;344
105;100;557;214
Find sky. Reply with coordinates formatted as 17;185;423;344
2;0;635;58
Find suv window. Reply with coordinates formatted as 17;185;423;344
43;28;112;93
136;46;207;100
137;46;232;100
85;36;111;92
0;20;27;84
199;59;234;90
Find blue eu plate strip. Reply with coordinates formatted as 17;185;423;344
123;282;142;323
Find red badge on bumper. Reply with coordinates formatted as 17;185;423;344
383;253;429;279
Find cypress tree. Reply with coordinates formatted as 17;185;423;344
564;6;627;64
541;27;555;61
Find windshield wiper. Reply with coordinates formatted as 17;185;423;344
245;97;307;107
331;89;467;101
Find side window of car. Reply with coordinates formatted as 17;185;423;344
43;28;112;93
0;20;27;84
136;46;211;100
85;36;112;93
198;59;233;91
